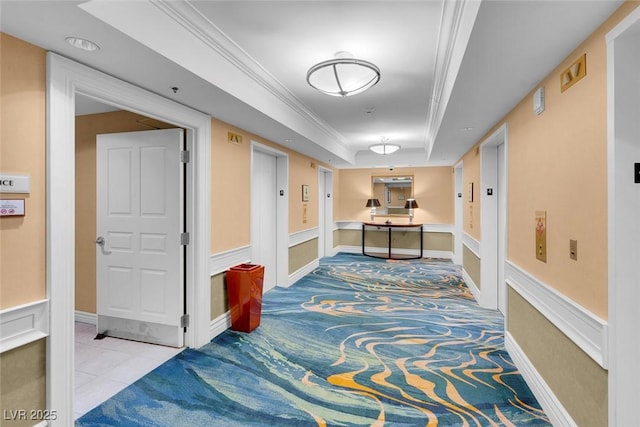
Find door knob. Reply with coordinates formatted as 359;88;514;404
95;236;105;246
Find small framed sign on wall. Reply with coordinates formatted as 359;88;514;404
0;199;25;217
302;184;309;202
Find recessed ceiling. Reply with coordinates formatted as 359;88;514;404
1;0;623;168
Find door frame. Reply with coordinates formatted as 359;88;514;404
318;166;334;258
47;53;211;425
250;141;289;288
606;7;640;425
479;123;508;311
453;161;464;265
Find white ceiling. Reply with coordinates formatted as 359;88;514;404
1;0;623;168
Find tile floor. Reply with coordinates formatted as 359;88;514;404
74;322;184;419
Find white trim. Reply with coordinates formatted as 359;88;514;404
287;259;320;288
0;299;49;354
453;161;464;265
210;246;251;276
479;123;508;311
505;332;576;427
209;312;231;341
462;269;481;303
424;250;454;260
80;0;355;164
335;221;362;230
462;233;480;257
47;53;211;426
425;0;481;158
606;10;640;425
505;261;608;368
289;227;319;247
74;311;97;326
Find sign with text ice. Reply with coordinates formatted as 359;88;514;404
0;199;25;216
0;174;31;194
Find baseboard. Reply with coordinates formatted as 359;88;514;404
209;312;231;341
505;332;577;427
286;259;320;288
462;269;481;303
335;245;453;260
75;310;97;325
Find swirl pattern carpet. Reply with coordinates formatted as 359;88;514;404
77;253;550;426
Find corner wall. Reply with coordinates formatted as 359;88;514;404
0;32;47;422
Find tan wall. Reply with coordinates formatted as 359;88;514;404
458;2;640;319
462;245;481;289
0;339;46;426
211;119;335;254
461;148;480;240
75;112;176;313
509;288;607;426
210;273;229;320
210;119;336;320
337;167;453;224
338;229;452;253
0;33;46;309
0;33;47;422
289;238;318;274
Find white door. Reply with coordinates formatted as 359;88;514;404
96;129;184;347
318;169;334;258
252;150;278;292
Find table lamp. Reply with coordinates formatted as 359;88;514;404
365;198;381;220
404;199;419;223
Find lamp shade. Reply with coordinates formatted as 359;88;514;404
307;52;380;97
404;199;419;209
365;198;381;208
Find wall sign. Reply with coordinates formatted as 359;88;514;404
0;199;25;217
0;174;31;194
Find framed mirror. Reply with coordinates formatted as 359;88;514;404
371;175;413;216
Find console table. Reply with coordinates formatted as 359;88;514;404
362;222;423;260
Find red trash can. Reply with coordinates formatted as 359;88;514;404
226;264;264;332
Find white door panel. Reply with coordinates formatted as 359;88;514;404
252;150;278;291
97;129;184;347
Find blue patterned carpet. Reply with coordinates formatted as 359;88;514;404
77;253;549;426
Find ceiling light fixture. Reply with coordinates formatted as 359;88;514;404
369;137;400;155
307;51;380;97
65;37;100;52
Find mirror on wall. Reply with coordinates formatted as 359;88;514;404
371;175;414;216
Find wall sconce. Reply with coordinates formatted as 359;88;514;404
404;199;419;223
365;198;381;220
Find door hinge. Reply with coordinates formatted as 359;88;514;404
180;314;190;328
180;232;190;245
181;150;190;163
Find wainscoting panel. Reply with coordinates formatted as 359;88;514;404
505;260;608;368
0;299;49;354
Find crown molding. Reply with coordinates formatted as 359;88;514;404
152;1;352;153
424;0;481;158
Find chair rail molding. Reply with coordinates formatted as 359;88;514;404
210;245;251;276
0;299;49;353
505;260;608;368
